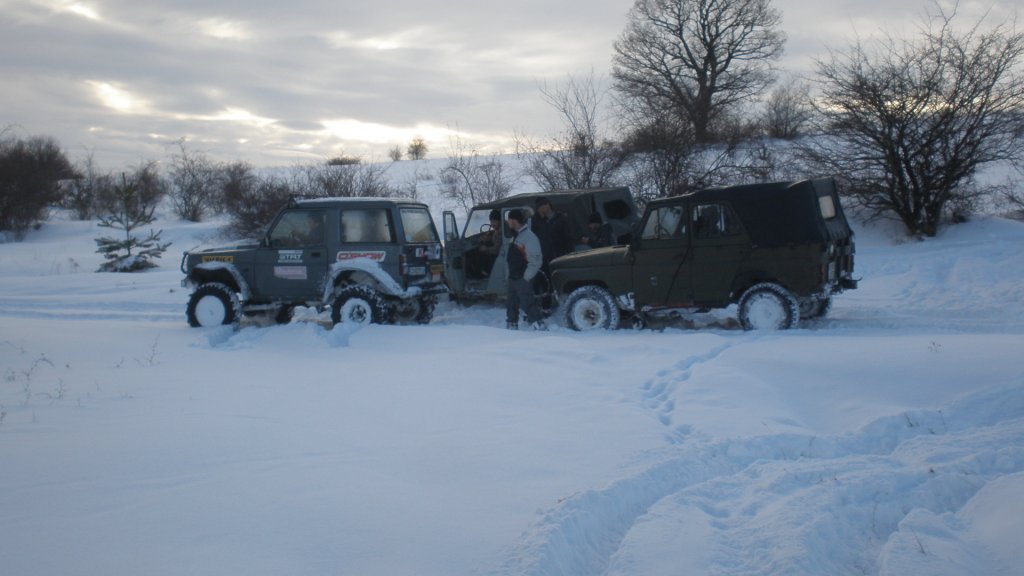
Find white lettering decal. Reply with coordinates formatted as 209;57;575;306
278;250;304;263
337;251;387;262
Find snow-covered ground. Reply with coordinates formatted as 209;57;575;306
1;178;1022;575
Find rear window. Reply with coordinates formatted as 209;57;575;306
400;207;439;243
603;199;633;220
818;195;837;220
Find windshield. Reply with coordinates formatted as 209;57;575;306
400;207;440;243
462;209;494;239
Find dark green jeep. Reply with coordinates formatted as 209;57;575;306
551;179;857;331
181;197;446;327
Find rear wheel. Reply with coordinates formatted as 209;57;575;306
738;283;799;330
562;285;620;331
331;286;388;326
186;283;240;327
393;297;436;325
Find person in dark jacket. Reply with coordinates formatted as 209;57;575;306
580;212;614;249
531;197;574;267
505;209;546;330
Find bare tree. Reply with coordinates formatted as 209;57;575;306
167;140;222;221
810;4;1024;236
221;174;293;240
440;134;516;211
517;72;630;190
612;0;785;144
64;151;114;220
761;79;814;139
291;162;398;198
618;101;742;205
407;137;428;160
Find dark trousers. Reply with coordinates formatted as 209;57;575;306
507;277;542;325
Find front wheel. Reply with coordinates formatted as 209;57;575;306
186;282;240;327
738;283;799;330
561;285;620;331
331;285;388;326
799;296;832;320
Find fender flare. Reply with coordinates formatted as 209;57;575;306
322;258;422;303
187;262;253;302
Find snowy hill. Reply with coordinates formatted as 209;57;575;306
1;185;1022;575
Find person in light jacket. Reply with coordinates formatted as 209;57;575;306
505;209;546;330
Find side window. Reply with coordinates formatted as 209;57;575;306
340;209;394;243
268;210;324;247
693;203;740;239
400;207;439;243
641;205;685;240
818;195;837;220
602;199;632;220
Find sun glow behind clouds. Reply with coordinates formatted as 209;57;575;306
35;0;101;20
88;81;149;113
197;107;277;128
320;119;462;144
199;18;250;41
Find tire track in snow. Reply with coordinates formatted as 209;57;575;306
498;382;1024;576
0;298;182;322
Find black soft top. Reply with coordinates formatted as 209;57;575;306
658;179;853;247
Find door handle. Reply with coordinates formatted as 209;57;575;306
311;251;321;258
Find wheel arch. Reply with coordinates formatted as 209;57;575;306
323;259;410;303
187;263;251;301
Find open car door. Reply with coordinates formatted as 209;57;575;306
442;211;465;294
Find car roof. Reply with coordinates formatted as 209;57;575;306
649;179;851;246
292;196;426;208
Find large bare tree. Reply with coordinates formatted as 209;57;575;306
612;0;785;144
516;72;629;191
811;5;1024;236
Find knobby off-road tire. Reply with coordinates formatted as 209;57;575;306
562;285;620;331
799;296;832;320
186;282;241;327
331;285;389;326
392;297;436;325
738;282;800;330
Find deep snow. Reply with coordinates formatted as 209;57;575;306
1;169;1022;575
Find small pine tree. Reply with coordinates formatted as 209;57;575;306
94;174;171;272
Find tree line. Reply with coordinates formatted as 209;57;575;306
2;0;1023;245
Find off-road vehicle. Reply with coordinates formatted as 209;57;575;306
441;188;640;303
181;197;446;327
551;179;858;331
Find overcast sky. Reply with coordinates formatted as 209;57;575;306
0;0;1013;169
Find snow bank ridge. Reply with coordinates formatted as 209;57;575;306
502;381;1024;576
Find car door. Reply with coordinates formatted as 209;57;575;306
257;208;328;301
688;202;750;305
442;211;466;293
631;202;692;307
